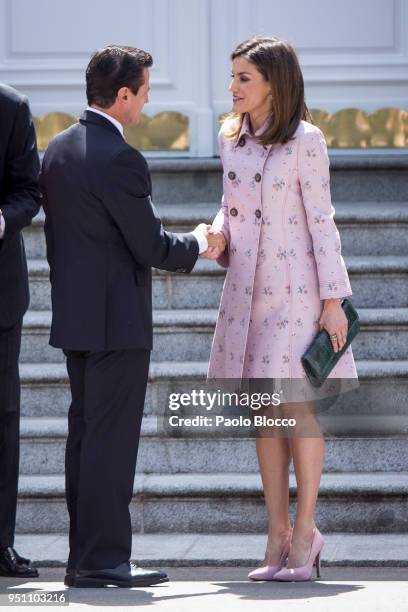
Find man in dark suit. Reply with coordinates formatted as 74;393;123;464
0;83;41;577
40;45;224;588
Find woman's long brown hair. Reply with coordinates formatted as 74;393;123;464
223;36;312;145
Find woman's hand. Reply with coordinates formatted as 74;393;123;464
318;298;348;352
202;227;227;260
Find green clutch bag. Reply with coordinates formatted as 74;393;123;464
301;298;360;387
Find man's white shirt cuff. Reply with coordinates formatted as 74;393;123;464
191;229;208;254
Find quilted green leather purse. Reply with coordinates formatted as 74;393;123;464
301;298;360;387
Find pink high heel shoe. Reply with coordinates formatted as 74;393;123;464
273;527;324;581
248;533;292;581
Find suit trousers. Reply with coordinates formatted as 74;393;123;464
63;348;150;570
0;320;23;548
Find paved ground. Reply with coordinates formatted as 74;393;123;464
13;533;408;566
0;567;407;611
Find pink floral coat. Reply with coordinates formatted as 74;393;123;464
207;114;358;382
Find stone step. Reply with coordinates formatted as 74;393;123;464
19;360;408;435
20;307;408;363
23;201;408;259
27;256;408;310
133;156;408;204
15;472;408;534
13;532;408;567
19;416;408;476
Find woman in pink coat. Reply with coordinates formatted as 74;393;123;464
205;36;358;581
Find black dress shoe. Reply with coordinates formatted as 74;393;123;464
0;547;39;578
73;561;168;588
64;568;76;587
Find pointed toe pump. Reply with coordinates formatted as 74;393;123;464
273;527;324;582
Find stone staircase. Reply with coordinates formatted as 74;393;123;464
17;154;408;565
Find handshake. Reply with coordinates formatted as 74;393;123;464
194;223;227;260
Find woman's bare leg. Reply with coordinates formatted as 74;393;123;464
283;401;324;568
255;422;292;564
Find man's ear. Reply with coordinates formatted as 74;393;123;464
117;86;129;103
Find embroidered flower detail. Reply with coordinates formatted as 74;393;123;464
328;282;338;291
231;245;237;255
277;247;287;260
240;214;245;223
230;352;234;360
306;148;316;158
245;286;252;295
302;180;312;191
285;146;293;155
314;214;325;224
288;215;298;225
277;316;289;329
244;248;252;258
321;178;329;191
285;284;291;295
261;216;271;226
297;284;308;294
232;283;237;292
262;354;270;364
282;354;290;363
295;318;303;328
318;246;326;256
248;353;254;362
263;286;273;296
218;344;223;353
240;317;245;328
306;246;314;257
262;318;269;327
287;248;297;258
273;177;285;191
227;316;235;325
219;308;226;318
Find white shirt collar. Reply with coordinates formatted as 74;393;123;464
86;106;124;137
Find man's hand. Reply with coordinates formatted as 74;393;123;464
194;224;226;258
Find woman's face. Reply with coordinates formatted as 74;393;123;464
229;56;271;118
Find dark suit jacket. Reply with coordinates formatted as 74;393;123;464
0;83;41;328
40;110;199;350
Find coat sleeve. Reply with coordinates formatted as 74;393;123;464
0;95;41;248
102;147;199;272
211;129;230;268
298;127;352;300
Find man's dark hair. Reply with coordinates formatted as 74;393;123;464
86;45;153;108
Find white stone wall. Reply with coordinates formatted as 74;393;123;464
0;0;406;155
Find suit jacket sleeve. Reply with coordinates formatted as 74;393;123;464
103;147;199;272
298;127;352;300
0;96;41;248
39;154;54;274
211;129;230;268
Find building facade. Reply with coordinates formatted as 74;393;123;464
1;0;407;154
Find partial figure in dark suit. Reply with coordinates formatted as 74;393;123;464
0;83;41;577
40;45;225;588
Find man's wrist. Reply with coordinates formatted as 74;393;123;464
191;228;208;254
